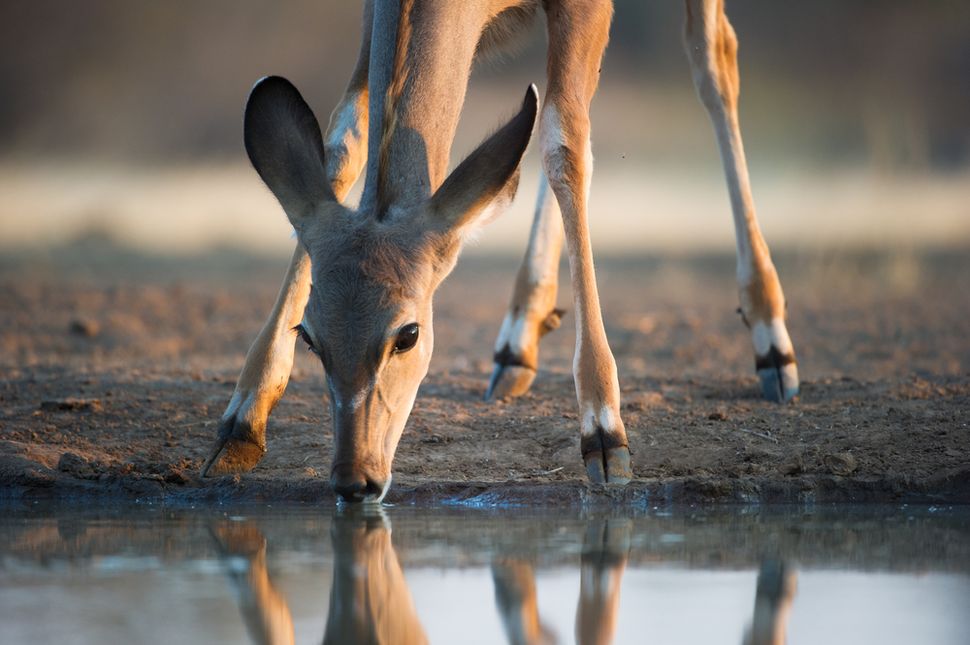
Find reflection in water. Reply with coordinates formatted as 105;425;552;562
212;512;795;645
322;509;428;645
492;519;631;645
3;506;966;643
212;508;427;645
209;523;295;645
744;560;797;645
575;520;631;645
492;560;557;645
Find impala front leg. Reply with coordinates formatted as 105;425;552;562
201;243;313;476
202;5;372;475
201;110;368;476
486;173;565;400
543;0;631;484
684;0;799;402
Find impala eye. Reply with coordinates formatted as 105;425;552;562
393;323;419;353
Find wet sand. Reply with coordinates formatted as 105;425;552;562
1;243;968;506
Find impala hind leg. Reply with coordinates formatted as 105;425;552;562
202;5;372;475
543;0;631;484
486;173;565;401
684;0;799;402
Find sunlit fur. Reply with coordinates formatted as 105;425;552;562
204;0;800;496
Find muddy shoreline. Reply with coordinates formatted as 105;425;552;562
2;246;968;508
4;469;969;508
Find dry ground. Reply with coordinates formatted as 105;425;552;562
1;241;968;505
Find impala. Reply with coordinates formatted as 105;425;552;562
202;0;799;502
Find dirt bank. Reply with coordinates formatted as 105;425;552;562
1;244;968;505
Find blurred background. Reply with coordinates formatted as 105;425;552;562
1;0;968;256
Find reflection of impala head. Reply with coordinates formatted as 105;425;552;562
244;77;537;502
210;510;426;645
324;508;427;645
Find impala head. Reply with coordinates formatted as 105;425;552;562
244;76;537;503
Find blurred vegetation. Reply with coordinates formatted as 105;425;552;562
1;1;968;171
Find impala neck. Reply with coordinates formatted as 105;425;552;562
362;1;489;216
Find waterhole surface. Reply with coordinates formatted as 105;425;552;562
1;503;967;644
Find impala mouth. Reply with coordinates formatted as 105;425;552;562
332;469;391;505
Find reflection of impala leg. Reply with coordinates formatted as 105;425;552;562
576;519;631;645
202;3;373;476
209;522;296;645
201;243;313;476
492;559;557;645
487;173;565;401
683;0;798;402
544;0;631;483
743;560;797;645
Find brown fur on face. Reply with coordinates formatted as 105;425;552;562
300;215;437;383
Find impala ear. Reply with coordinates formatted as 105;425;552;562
430;85;538;234
244;76;334;229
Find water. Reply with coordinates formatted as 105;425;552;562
1;504;968;644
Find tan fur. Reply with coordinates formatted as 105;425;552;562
206;0;629;487
683;0;796;373
203;6;377;478
324;1;372;197
377;0;415;215
476;0;541;61
540;1;631;476
204;1;542;496
207;0;799;490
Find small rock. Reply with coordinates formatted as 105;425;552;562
708;410;728;421
164;468;188;485
69;318;101;338
24;468;55;487
40;398;103;413
779;458;804;476
57;452;92;476
823;452;857;476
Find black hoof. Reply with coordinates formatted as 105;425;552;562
581;431;633;485
200;414;266;477
755;345;799;403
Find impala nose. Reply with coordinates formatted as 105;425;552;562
331;468;387;503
